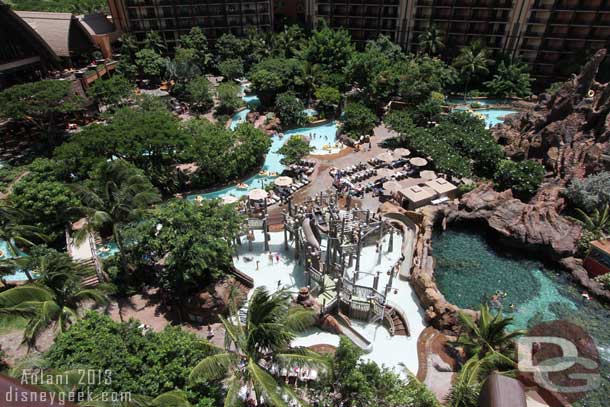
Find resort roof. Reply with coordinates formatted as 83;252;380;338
398;185;437;203
590;239;610;255
477;371;526;407
76;13;115;37
424;178;457;196
15;11;75;57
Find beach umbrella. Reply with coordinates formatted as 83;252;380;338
383;180;402;193
420;170;437;181
274;176;293;187
376;152;394;163
394;148;411;157
377;168;395;178
248;188;268;201
194;195;204;203
222;195;239;204
410;157;428;167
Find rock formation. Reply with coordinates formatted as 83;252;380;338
494;49;610;181
445;183;581;258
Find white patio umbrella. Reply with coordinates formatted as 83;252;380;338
377;168;395;178
274;176;293;187
194;195;204;203
222;195;239;204
410;157;428;167
420;170;437;181
383;180;402;193
248;188;268;201
376;152;394;163
393;148;411;157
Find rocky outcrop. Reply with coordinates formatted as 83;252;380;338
493;49;610;181
559;257;610;303
445;183;582;259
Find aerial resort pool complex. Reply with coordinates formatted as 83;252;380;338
2;15;610;407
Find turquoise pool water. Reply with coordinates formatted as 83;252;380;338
0;240;29;281
190;94;340;201
478;108;518;128
447;97;511;106
96;241;119;259
304;108;319;117
433;228;610;406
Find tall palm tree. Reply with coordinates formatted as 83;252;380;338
0;205;47;258
72;160;161;259
189;288;328;407
447;305;524;407
417;26;445;56
452;41;492;100
568;205;610;238
0;248;108;347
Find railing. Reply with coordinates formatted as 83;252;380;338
88;233;106;283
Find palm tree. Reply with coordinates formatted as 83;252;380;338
0;248;108;347
189;287;328;407
568;205;610;238
417;26;445;56
452;41;493;100
454;304;524;360
0;205;47;258
72;160;160;260
446;305;524;407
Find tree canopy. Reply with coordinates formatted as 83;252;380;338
45;311;219;403
342;102;377;139
277;135;313;165
275;91;307;127
121;199;244;302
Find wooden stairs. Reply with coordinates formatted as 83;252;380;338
384;305;409;337
78;258;101;288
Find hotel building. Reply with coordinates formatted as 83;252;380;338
107;0;274;48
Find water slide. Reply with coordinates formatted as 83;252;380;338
302;217;321;250
335;313;373;353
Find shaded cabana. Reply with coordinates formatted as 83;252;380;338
419;170;437;181
274;176;293;187
376;152;394;164
398;184;437;209
425;178;458;200
477;371;526;407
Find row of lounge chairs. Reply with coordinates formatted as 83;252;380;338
344;168;377;183
298;159;317;168
287;164;315;176
338;162;368;175
266;176;312;206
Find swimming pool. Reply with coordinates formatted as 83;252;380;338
477;109;518;128
304;108;319;117
447;97;511;106
189;93;341;201
96;241;119;260
433;228;610;406
0;240;30;282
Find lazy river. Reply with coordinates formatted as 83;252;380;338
189;90;341;201
0;240;29;282
433;228;610;407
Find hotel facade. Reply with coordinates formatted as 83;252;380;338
107;0;610;84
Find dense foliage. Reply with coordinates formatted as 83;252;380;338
185;76;214;112
484;61;532;98
342;102;377;139
250;57;305;105
121;199;244;302
493;159;545;201
0;80;84;146
7;0;107;13
45;312;219;403
386;110;503;178
87;75;132;111
315;85;341;117
275;91;307;127
216;82;243;114
277;135;313;165
183;120;271;189
9;159;80;241
311;337;439;407
565;172;610;212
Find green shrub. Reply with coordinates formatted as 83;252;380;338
493;159;544;201
45;312;219;401
595;273;610;290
